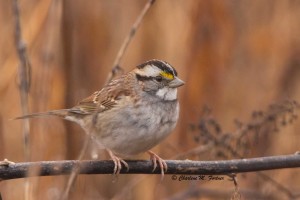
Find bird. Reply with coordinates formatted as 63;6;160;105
15;59;184;178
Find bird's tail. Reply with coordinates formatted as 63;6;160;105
14;109;70;120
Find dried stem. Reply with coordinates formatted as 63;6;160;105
13;0;31;161
106;0;156;83
12;0;32;199
60;0;156;198
194;101;300;199
257;171;299;199
60;135;91;200
60;0;156;197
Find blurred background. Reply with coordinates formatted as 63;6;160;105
1;0;300;199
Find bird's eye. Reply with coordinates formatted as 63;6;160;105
155;76;163;82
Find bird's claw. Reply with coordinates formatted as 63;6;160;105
107;149;129;180
148;151;168;181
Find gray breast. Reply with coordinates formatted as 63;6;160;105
93;97;179;156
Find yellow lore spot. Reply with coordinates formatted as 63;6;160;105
160;71;174;80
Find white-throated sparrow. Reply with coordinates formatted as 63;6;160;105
16;59;184;178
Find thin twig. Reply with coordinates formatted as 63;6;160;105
228;174;241;200
1;154;300;180
106;0;156;83
12;0;31;162
59;0;156;197
60;135;91;200
12;0;31;199
112;175;146;200
196;103;300;199
257;171;300;199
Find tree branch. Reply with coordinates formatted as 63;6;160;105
1;154;299;181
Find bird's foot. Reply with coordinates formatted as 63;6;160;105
107;150;129;176
147;150;167;180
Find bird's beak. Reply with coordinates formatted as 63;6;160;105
169;77;185;88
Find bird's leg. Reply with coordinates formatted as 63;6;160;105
107;149;129;175
147;150;168;180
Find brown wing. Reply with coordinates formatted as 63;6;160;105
68;74;133;116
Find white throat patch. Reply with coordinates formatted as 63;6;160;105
155;87;177;101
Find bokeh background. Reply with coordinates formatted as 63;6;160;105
1;0;300;199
